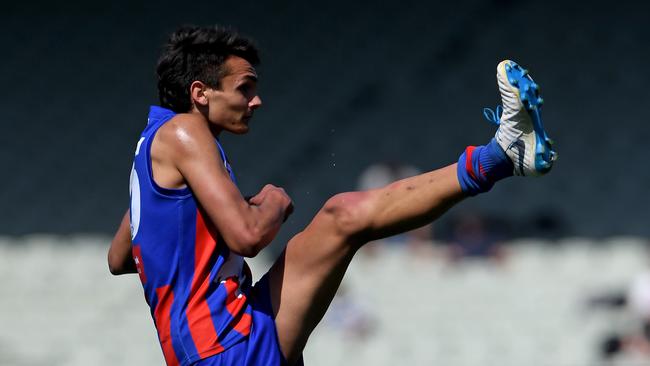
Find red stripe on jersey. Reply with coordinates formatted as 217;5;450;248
154;285;180;366
223;278;251;337
186;209;223;357
132;244;147;284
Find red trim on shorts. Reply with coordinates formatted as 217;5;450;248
154;285;180;366
232;313;252;337
223;279;246;317
223;279;251;337
186;210;224;357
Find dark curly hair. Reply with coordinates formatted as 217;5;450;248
156;25;260;113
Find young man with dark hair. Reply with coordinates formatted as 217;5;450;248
108;25;556;366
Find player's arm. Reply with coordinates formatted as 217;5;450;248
107;210;137;275
167;116;292;257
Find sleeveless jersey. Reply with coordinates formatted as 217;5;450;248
129;106;253;366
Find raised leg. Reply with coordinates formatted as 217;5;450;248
266;59;556;364
266;164;465;363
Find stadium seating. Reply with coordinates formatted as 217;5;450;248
1;236;647;365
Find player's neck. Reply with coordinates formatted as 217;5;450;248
208;123;223;137
188;107;224;137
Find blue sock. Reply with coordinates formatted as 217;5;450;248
457;138;513;196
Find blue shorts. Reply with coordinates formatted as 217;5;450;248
192;275;291;366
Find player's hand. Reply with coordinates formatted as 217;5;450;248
248;184;293;221
282;200;294;223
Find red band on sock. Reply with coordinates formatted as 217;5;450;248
465;146;477;180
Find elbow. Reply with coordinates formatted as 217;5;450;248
107;253;121;275
108;259;121;275
107;248;128;275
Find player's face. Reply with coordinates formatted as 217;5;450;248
204;56;262;134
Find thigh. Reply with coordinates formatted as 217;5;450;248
266;209;360;364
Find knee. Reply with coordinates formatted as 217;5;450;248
321;191;374;239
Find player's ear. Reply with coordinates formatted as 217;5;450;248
190;81;209;107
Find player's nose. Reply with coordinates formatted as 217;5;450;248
249;95;262;110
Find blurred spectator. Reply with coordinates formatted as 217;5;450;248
628;271;650;320
445;212;507;265
592;245;650;364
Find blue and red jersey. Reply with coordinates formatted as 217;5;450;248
129;106;253;366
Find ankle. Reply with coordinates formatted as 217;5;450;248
457;139;513;196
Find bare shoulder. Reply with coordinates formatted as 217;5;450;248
150;113;223;189
155;113;216;158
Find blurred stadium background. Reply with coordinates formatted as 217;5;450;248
2;0;650;365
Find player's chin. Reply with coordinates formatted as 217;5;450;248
239;117;253;133
227;119;250;134
232;124;250;135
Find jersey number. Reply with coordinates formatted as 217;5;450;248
130;137;145;240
